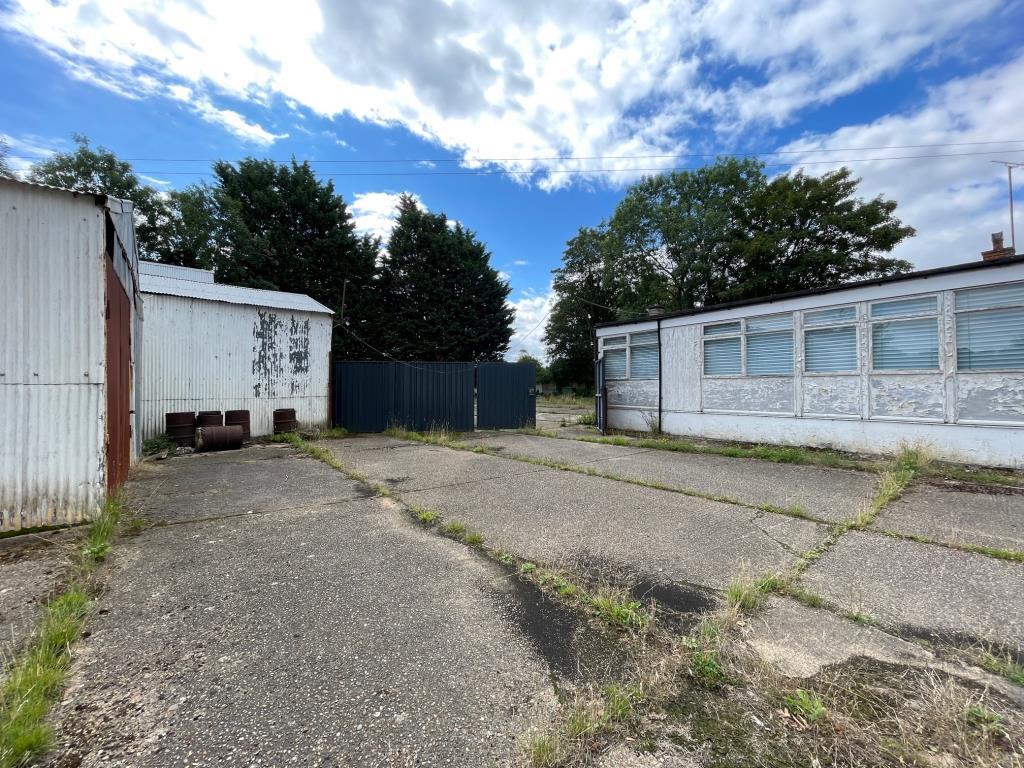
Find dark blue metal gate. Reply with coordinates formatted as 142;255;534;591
332;362;475;432
477;362;536;430
332;360;534;432
595;357;607;434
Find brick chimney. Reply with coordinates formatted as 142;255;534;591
647;303;666;317
982;232;1015;262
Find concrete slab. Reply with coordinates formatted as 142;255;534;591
125;445;371;524
876;483;1024;553
52;453;570;767
800;531;1024;647
462;433;877;523
346;443;833;590
320;437;553;493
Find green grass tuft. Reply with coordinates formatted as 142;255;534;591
588;591;650;632
142;433;174;455
784;689;827;723
441;520;467;537
463;531;484;547
413;508;439;525
725;572;782;612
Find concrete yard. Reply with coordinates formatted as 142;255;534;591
36;431;1024;766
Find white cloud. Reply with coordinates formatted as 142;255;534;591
0;132;62;174
349;191;423;242
506;288;555;363
513;259;529;266
778;53;1024;269
0;0;1001;188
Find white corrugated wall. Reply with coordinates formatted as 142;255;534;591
1;181;107;530
139;293;332;439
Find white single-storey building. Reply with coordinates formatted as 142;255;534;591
595;242;1024;468
138;261;333;440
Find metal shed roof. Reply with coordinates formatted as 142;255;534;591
139;260;215;284
139;271;333;314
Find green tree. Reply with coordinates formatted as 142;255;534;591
26;135;168;257
150;185;222;269
0;138;11;177
375;194;514;361
209;158;380;358
544;227;618;387
516;351;552;384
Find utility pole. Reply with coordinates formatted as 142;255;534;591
992;161;1023;251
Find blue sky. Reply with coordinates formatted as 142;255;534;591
2;0;1023;359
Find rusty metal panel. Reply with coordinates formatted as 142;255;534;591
105;257;132;489
1;179;109;530
139;293;332;439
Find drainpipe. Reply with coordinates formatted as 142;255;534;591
657;317;662;433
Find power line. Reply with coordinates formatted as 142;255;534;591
9;138;1024;165
508;308;552;356
109;147;1024;178
339;323;483;374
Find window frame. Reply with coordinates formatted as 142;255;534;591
868;294;941;374
627;331;660;380
744;313;794;377
802;304;859;376
703;321;744;378
953;281;1024;373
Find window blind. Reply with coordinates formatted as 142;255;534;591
704;321;740;336
955;283;1024;311
805;326;857;372
630;344;659;378
604;348;627;378
746;330;793;374
872;318;939;370
704;337;741;375
804;306;856;326
956;307;1024;370
871;296;937;318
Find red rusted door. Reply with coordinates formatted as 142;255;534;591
105;256;132;490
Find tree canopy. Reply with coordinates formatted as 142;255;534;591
26;135;168;257
0;138;11;177
545;158;915;387
373;195;514;361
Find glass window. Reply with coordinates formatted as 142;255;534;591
804;306;857;326
629;330;658;345
630;344;659;378
956;283;1024;311
956;308;1024;370
872;318;939;371
806;326;858;372
704;321;741;336
870;295;937;318
704;337;741;375
604;348;627;378
603;335;627;347
745;314;793;375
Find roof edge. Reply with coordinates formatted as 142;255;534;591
595;255;1024;329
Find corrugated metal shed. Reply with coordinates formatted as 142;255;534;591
139;269;333;314
139;273;333;440
1;177;141;531
139;260;214;284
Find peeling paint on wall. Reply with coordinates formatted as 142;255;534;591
870;375;945;420
957;374;1024;422
288;317;311;395
607;379;658;407
803;376;861;416
253;311;284;398
703;377;794;413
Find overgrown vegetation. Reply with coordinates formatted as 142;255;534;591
0;496;126;768
141;433;174;455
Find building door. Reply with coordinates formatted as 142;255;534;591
105;256;132;490
476;362;536;429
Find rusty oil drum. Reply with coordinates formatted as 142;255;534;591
196;410;223;427
195;425;244;452
224;409;251;441
273;408;298;434
165;411;196;447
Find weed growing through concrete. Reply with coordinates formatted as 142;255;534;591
724;572;783;613
463;531;485;547
441;520;467;538
881;529;1024;563
141;432;174;455
0;496;127;768
975;647;1024;687
784;689;827;723
413;507;439;525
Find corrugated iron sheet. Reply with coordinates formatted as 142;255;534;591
139;293;332;439
1;180;108;530
139;260;215;283
140;272;333;314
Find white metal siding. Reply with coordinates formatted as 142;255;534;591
1;181;107;530
139;293;331;439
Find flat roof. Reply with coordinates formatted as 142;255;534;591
595;254;1024;329
140;269;333;314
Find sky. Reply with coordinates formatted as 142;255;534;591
2;0;1023;361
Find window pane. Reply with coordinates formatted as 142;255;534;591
603;335;627;347
704;337;741;375
956;283;1024;311
747;313;792;332
957;307;1024;370
872;318;939;370
604;348;627;378
804;306;857;326
746;330;793;375
806;326;858;372
630;344;659;378
704;321;740;336
871;296;937;318
629;330;659;345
